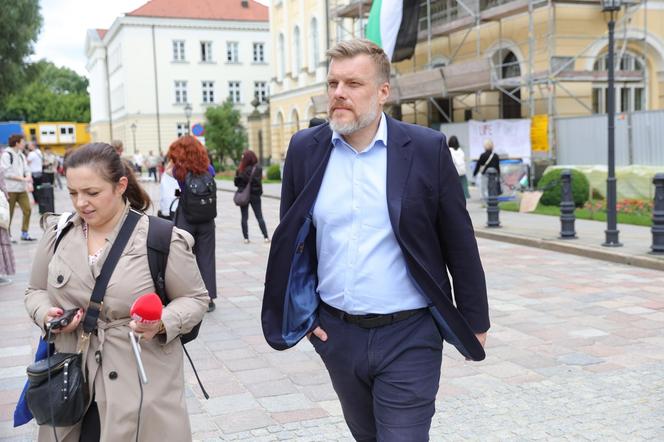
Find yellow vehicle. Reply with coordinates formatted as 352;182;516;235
22;122;91;155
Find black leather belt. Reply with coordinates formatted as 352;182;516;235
321;302;427;329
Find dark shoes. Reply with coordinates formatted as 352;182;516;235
207;300;216;313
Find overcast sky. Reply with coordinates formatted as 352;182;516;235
32;0;269;77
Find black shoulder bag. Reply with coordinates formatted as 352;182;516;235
25;210;140;429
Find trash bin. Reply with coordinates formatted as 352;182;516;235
36;183;55;214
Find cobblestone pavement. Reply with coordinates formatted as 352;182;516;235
0;181;663;441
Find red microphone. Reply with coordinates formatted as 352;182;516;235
130;293;163;324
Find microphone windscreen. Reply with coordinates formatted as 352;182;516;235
130;293;163;323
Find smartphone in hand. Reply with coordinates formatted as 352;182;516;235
48;308;80;330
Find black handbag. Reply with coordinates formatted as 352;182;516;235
233;166;256;207
26;353;86;426
24;210;141;428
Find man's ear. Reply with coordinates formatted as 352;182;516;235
378;82;390;106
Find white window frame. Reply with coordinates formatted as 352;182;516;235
254;81;268;104
278;34;286;80
226;41;239;63
310;17;319;71
172;40;185;61
253;42;265;63
201;41;213;62
176;123;188;137
202;81;215;104
592;51;646;114
293;26;301;76
228;81;241;104
174;80;188;104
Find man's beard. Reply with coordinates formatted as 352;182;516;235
329;96;379;135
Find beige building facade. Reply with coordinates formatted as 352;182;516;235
269;0;664;160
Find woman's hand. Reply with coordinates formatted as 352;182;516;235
43;307;84;334
129;320;162;341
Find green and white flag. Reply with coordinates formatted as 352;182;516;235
366;0;420;62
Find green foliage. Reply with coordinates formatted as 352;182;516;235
0;0;42;104
266;164;281;181
537;168;589;207
0;60;90;122
204;99;247;166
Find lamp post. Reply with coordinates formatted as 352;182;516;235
184;103;193;135
601;0;622;247
130;122;137;154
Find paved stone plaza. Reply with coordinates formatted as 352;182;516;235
0;182;662;441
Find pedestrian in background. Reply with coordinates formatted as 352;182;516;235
0;166;15;285
234;150;269;244
42;146;57;186
26;141;43;204
167;135;218;312
0;134;35;241
448;135;470;199
146;150;159;182
473;138;501;202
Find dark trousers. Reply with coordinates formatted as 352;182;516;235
240;196;268;240
31;172;42;203
148;167;158;182
311;305;443;442
175;212;217;299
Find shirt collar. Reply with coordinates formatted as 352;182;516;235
331;112;387;153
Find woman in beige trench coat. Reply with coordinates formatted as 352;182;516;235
24;143;208;442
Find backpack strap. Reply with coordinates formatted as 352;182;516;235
147;216;173;304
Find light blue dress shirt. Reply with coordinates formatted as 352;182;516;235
312;113;429;315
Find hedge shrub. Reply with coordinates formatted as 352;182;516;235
266;164;281;181
537;168;589;207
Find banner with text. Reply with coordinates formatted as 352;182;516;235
468;119;532;163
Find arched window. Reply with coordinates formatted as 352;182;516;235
278;33;285;80
592;51;646;113
310;17;319;72
494;51;521;119
291;108;300;132
293;26;302;77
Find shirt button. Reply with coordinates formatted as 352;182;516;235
57;275;64;284
109;371;118;380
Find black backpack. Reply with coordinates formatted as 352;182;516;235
181;172;217;224
54;214;209;397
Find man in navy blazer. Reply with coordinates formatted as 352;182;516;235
262;39;489;441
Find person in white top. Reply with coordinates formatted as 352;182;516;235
0;134;35;240
448;135;470;198
26;141;43;203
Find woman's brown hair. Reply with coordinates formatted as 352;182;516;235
167;135;210;182
238;150;258;173
65;143;151;211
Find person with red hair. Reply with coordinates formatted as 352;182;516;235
234;150;269;243
166;135;218;312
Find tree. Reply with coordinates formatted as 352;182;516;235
0;0;42;105
204;99;247;167
0;60;91;122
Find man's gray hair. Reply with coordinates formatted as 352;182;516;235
326;39;391;84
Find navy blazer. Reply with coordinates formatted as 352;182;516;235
261;116;490;361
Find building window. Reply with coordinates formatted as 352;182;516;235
254;81;268;103
278;33;285;80
202;81;215;104
174;80;188;104
226;42;239;63
201;41;213;62
173;40;185;61
228;81;241;104
176;123;188;137
592;51;646;114
310;17;319;71
253;42;265;63
293;26;301;75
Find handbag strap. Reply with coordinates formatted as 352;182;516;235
81;210;141;334
480;151;496;175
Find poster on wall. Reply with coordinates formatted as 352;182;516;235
468;119;532;163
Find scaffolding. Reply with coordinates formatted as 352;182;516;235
323;0;649;155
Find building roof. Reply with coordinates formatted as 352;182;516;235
127;0;268;22
96;29;107;39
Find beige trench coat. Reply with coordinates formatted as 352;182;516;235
25;204;208;442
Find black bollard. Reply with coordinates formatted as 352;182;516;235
651;173;664;254
486;167;500;227
559;169;577;239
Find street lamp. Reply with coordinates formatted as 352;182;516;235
184;103;193;135
130;122;137;154
601;0;622;247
